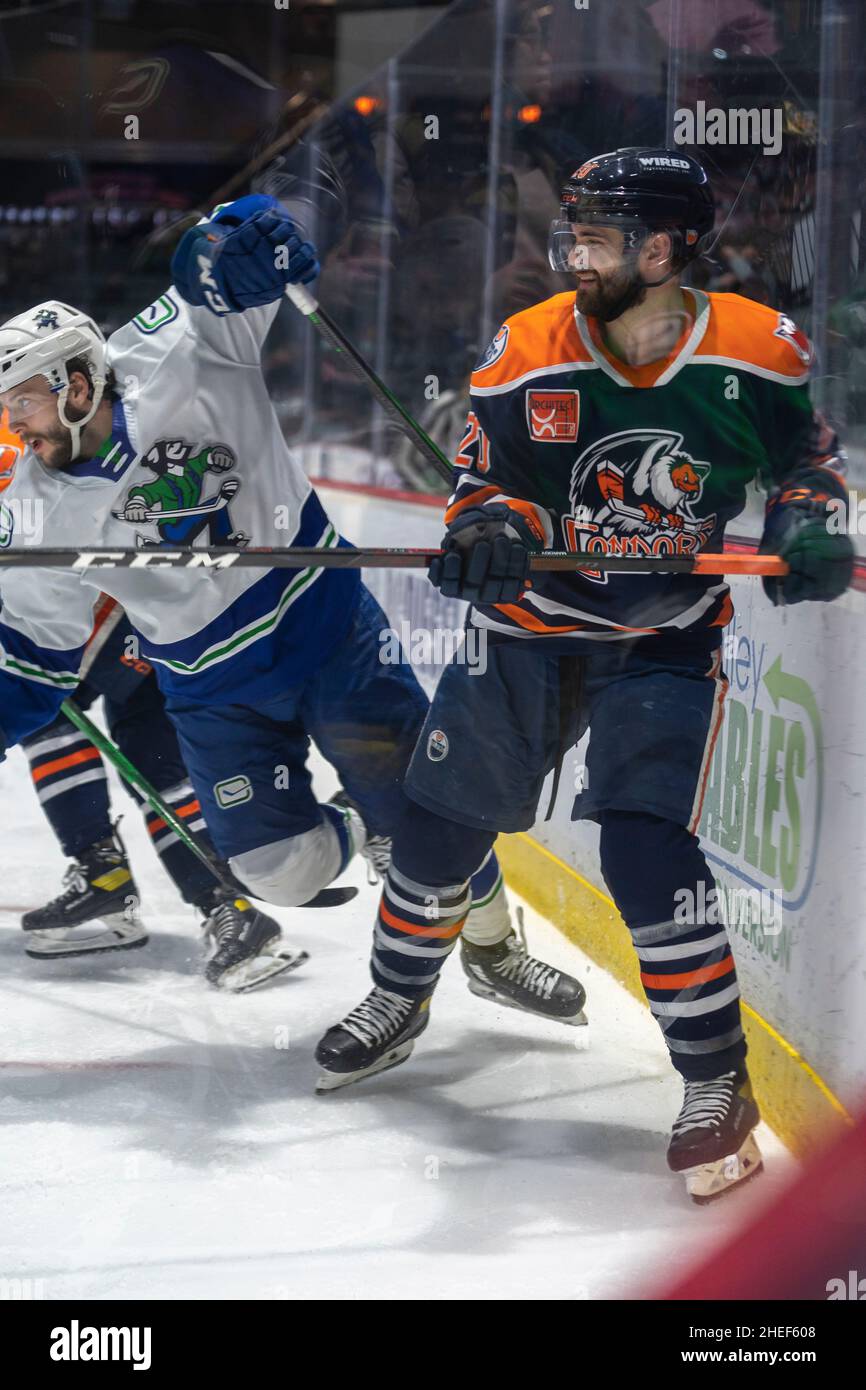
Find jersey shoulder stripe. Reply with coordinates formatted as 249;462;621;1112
470;292;593;393
696;292;813;382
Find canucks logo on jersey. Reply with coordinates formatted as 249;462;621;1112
117;438;250;549
564;429;718;582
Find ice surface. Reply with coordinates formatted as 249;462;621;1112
0;740;791;1301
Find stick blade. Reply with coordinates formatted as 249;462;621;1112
300;886;358;908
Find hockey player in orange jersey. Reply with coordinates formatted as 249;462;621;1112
0;409;23;492
315;148;854;1203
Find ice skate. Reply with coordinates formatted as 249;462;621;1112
315;985;432;1091
202;893;308;993
22;834;148;959
667;1067;764;1203
461;909;587;1025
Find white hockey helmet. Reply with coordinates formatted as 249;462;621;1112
0;301;107;460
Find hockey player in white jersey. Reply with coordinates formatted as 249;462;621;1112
0;194;585;1015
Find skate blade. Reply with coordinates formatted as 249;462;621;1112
315;1039;416;1093
218;945;310;994
683;1132;764;1204
25;920;148;959
466;978;588;1027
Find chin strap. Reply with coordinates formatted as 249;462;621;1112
55;375;107;460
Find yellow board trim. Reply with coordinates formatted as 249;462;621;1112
497;831;851;1156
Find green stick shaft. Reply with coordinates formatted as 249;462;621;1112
60;699;226;887
284;284;454;484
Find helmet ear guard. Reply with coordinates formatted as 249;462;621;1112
55;359;107;462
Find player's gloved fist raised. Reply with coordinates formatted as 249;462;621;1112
759;499;854;606
171;194;320;317
428;503;548;604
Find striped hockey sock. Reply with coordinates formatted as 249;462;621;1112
143;779;216;907
23;718;111;857
632;918;744;1077
372;864;471;996
599;810;746;1080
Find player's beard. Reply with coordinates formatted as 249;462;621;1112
25;403;88;470
33;419;74;470
575;263;647;323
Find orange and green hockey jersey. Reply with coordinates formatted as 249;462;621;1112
449;289;846;644
0;410;23;493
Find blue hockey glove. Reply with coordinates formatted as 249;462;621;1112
759;498;853;605
171;194;320;316
428;503;547;605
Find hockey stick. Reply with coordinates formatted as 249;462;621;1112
111;480;238;524
283;284;454;485
0;546;789;576
60;699;232;883
59;700;356;908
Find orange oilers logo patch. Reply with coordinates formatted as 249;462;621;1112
574;160;599;180
526;389;580;443
773;313;813;366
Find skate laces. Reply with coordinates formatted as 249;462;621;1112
329;790;391;882
361;835;392;883
672;1072;737;1137
207;900;246;946
494;914;561;999
341;988;413;1050
52;863;89;904
49;861;90;906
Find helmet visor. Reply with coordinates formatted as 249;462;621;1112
548;212;650;273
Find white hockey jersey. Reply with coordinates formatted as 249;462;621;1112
0;289;360;747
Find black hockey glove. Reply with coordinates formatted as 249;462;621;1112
759;498;854;606
428;503;547;605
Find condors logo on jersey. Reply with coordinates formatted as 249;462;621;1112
564;429;717;582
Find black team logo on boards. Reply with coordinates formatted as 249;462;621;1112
563;428;717;582
50;1319;152;1369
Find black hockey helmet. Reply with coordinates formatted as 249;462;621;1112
549;147;716;272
